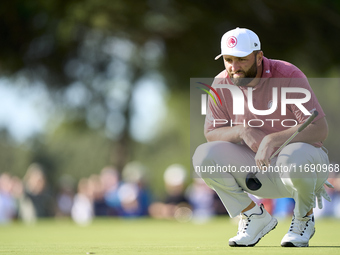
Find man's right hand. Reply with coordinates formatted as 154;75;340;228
238;126;267;153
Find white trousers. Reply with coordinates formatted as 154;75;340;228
192;141;329;218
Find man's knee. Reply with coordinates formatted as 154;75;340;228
281;173;316;189
277;142;326;184
201;174;241;192
192;141;238;167
276;142;314;168
192;142;242;188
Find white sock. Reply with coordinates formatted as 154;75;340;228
243;203;262;216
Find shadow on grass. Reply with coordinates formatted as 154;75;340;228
252;246;340;248
308;246;340;248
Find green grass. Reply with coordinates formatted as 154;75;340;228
0;217;340;255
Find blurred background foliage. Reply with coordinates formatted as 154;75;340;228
0;0;339;194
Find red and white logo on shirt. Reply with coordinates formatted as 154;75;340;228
227;36;237;48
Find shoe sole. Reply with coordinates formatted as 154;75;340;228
229;217;278;247
281;228;315;247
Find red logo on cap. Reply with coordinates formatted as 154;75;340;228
227;36;237;48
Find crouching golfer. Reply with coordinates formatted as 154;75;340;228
193;27;333;247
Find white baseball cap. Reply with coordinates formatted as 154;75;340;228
215;27;261;60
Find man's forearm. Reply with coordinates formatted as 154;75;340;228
204;125;243;143
265;117;328;147
204;117;328;153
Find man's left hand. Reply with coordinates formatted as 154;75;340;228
255;136;275;170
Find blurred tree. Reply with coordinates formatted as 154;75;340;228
36;120;113;180
0;129;32;176
0;0;155;171
2;0;340;89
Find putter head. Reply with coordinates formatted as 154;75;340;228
246;172;262;191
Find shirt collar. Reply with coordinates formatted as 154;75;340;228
261;57;272;78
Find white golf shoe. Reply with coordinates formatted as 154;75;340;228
281;215;315;247
229;204;278;247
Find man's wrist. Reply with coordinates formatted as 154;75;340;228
236;125;246;140
262;134;273;146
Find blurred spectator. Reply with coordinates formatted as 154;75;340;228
272;198;295;218
259;198;274;215
117;182;142;217
88;174;109;216
186;178;215;223
101;166;120;216
4;162;339;224
117;161;151;217
71;177;94;225
19;163;54;223
149;164;192;222
56;174;75;217
330;175;340;218
0;173;17;223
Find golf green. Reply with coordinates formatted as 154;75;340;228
1;217;339;254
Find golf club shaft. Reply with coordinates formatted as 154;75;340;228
247;111;319;191
267;110;319;162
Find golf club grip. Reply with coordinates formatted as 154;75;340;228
297;111;318;132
